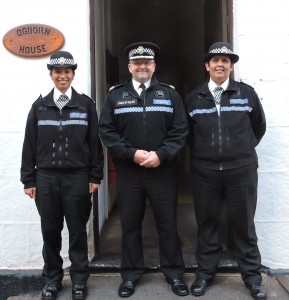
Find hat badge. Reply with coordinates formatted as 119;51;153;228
220;46;232;54
136;46;145;54
59;57;65;65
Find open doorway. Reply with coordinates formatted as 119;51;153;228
91;0;233;269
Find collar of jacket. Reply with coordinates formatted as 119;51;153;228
199;78;240;99
42;87;80;108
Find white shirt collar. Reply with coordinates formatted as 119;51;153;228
208;78;230;94
132;79;151;95
53;87;72;102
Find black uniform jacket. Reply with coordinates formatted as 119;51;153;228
21;87;104;188
99;76;189;169
185;79;266;170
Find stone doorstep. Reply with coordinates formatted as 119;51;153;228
7;297;38;300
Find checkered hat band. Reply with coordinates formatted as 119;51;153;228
129;48;155;58
209;47;234;55
129;55;154;60
49;58;75;66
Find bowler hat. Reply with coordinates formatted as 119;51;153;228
124;42;160;60
204;42;239;63
47;50;77;70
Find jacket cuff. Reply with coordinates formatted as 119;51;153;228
155;150;164;163
127;148;137;161
89;177;101;184
24;181;36;189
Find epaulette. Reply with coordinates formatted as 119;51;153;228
109;83;124;92
160;83;175;90
82;93;96;103
240;80;254;90
33;94;43;105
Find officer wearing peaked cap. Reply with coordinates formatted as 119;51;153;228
99;42;189;297
21;50;104;300
124;41;160;60
186;42;267;299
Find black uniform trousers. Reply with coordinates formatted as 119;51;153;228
116;164;185;283
35;168;92;285
191;163;262;285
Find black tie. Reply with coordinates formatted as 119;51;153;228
139;84;146;99
213;86;223;104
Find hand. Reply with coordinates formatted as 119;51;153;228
89;183;101;193
140;151;161;168
24;187;36;199
134;149;149;164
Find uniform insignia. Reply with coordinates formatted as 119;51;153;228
59;57;66;65
122;92;131;98
109;83;124;92
156;90;164;97
160;83;175;89
153;99;172;105
116;99;138;107
137;46;145;54
70;112;88;119
230;98;248;105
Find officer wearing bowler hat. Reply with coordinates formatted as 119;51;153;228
185;42;267;299
20;50;104;300
99;42;189;297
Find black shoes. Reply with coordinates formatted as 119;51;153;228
72;282;88;300
118;280;135;298
190;278;210;296
42;283;62;300
190;279;267;299
118;278;188;297
245;283;267;300
169;278;189;296
42;282;87;300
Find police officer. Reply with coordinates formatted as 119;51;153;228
20;51;104;300
99;42;189;297
185;42;267;299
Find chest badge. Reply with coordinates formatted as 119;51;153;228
156;90;164;97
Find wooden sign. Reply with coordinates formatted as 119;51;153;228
3;24;65;57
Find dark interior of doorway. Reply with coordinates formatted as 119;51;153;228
91;0;235;270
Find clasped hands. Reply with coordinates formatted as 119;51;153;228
134;150;160;168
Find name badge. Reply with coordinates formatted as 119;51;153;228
116;99;138;107
230;98;249;104
153;99;172;105
70;112;87;119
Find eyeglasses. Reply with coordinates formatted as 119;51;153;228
130;60;155;66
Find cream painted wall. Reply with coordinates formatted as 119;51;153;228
0;0;93;268
234;0;289;269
